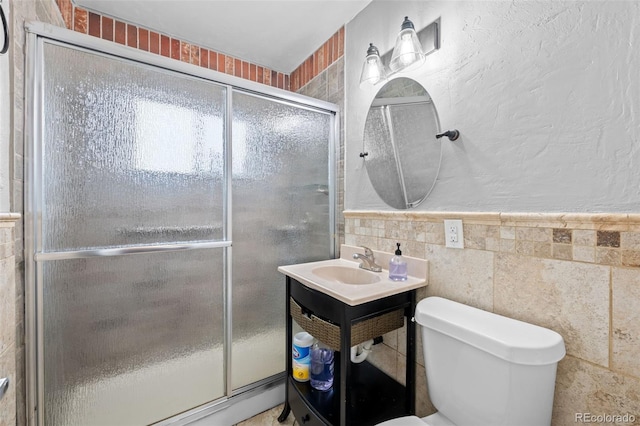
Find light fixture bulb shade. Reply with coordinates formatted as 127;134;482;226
359;43;387;87
389;17;425;72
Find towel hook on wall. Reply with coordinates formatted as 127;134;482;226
435;130;460;141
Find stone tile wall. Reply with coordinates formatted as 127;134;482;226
344;210;640;425
0;215;19;426
9;1;66;424
290;28;344;92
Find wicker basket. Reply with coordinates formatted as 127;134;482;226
290;297;404;351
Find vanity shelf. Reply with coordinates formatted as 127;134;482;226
279;276;417;425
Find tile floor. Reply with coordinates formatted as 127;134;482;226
235;404;298;426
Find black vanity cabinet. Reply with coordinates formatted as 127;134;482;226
278;276;417;426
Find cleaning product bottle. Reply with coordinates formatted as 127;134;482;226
389;242;408;281
310;340;334;391
292;332;314;382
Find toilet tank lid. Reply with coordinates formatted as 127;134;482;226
415;297;566;365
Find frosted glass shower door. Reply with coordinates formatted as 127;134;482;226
34;41;227;425
231;92;333;390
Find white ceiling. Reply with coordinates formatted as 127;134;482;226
74;0;371;73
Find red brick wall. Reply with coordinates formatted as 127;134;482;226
290;27;344;92
55;1;344;91
55;0;312;90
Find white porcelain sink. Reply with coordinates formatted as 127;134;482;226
311;265;381;285
278;245;428;306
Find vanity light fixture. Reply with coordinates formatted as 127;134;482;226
359;17;439;88
389;17;425;72
359;43;387;87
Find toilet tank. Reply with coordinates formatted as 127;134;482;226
415;297;565;426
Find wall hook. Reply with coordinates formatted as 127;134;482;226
435;130;460;141
359;152;369;158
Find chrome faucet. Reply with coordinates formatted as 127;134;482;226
352;246;382;272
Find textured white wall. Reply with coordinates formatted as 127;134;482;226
345;0;640;212
0;1;9;212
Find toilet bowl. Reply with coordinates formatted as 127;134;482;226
378;297;566;426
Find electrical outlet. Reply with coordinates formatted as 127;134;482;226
444;220;464;249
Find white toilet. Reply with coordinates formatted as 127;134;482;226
379;297;566;426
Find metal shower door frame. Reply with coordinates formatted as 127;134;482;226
24;21;338;425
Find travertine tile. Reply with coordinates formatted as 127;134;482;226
424;222;442;233
236;404;297;426
0;346;16;426
516;227;552;242
366;340;397;379
464;224;489;241
485;237;500;252
534;242;552;258
371;219;385;229
344;211;638;424
622;250;640;268
344;234;357;246
415;363;436;418
596;247;622;266
612;267;640;379
424;222;445;245
553;244;573;260
397;320;406;356
553;356;640;426
573;229;596;246
382;328;398;351
515;240;534;256
424;245;494;311
0;257;15;354
415;324;424;367
396;352;406;386
494;253;610;366
0;227;11;244
463;234;485;250
500;226;515;240
385;227;409;241
573;246;595;263
597;230;621;248
621;232;640;249
424;231;445;245
486;225;500;239
553;228;572;244
500;239;515;253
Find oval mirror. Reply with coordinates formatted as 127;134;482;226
362;77;441;209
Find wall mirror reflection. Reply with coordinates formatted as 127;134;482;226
362;77;441;209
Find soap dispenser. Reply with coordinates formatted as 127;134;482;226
389;243;408;281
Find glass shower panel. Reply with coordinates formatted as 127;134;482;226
388;103;440;205
42;249;225;426
41;42;226;251
363;106;405;208
231;92;332;390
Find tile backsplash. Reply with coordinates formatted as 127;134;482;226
0;216;19;426
344;210;640;425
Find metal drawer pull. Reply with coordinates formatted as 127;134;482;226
0;377;8;400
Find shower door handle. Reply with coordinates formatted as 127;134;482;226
0;377;8;400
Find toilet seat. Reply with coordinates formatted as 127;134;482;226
377;412;456;426
377;415;426;426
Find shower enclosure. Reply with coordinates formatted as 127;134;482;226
25;23;337;425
